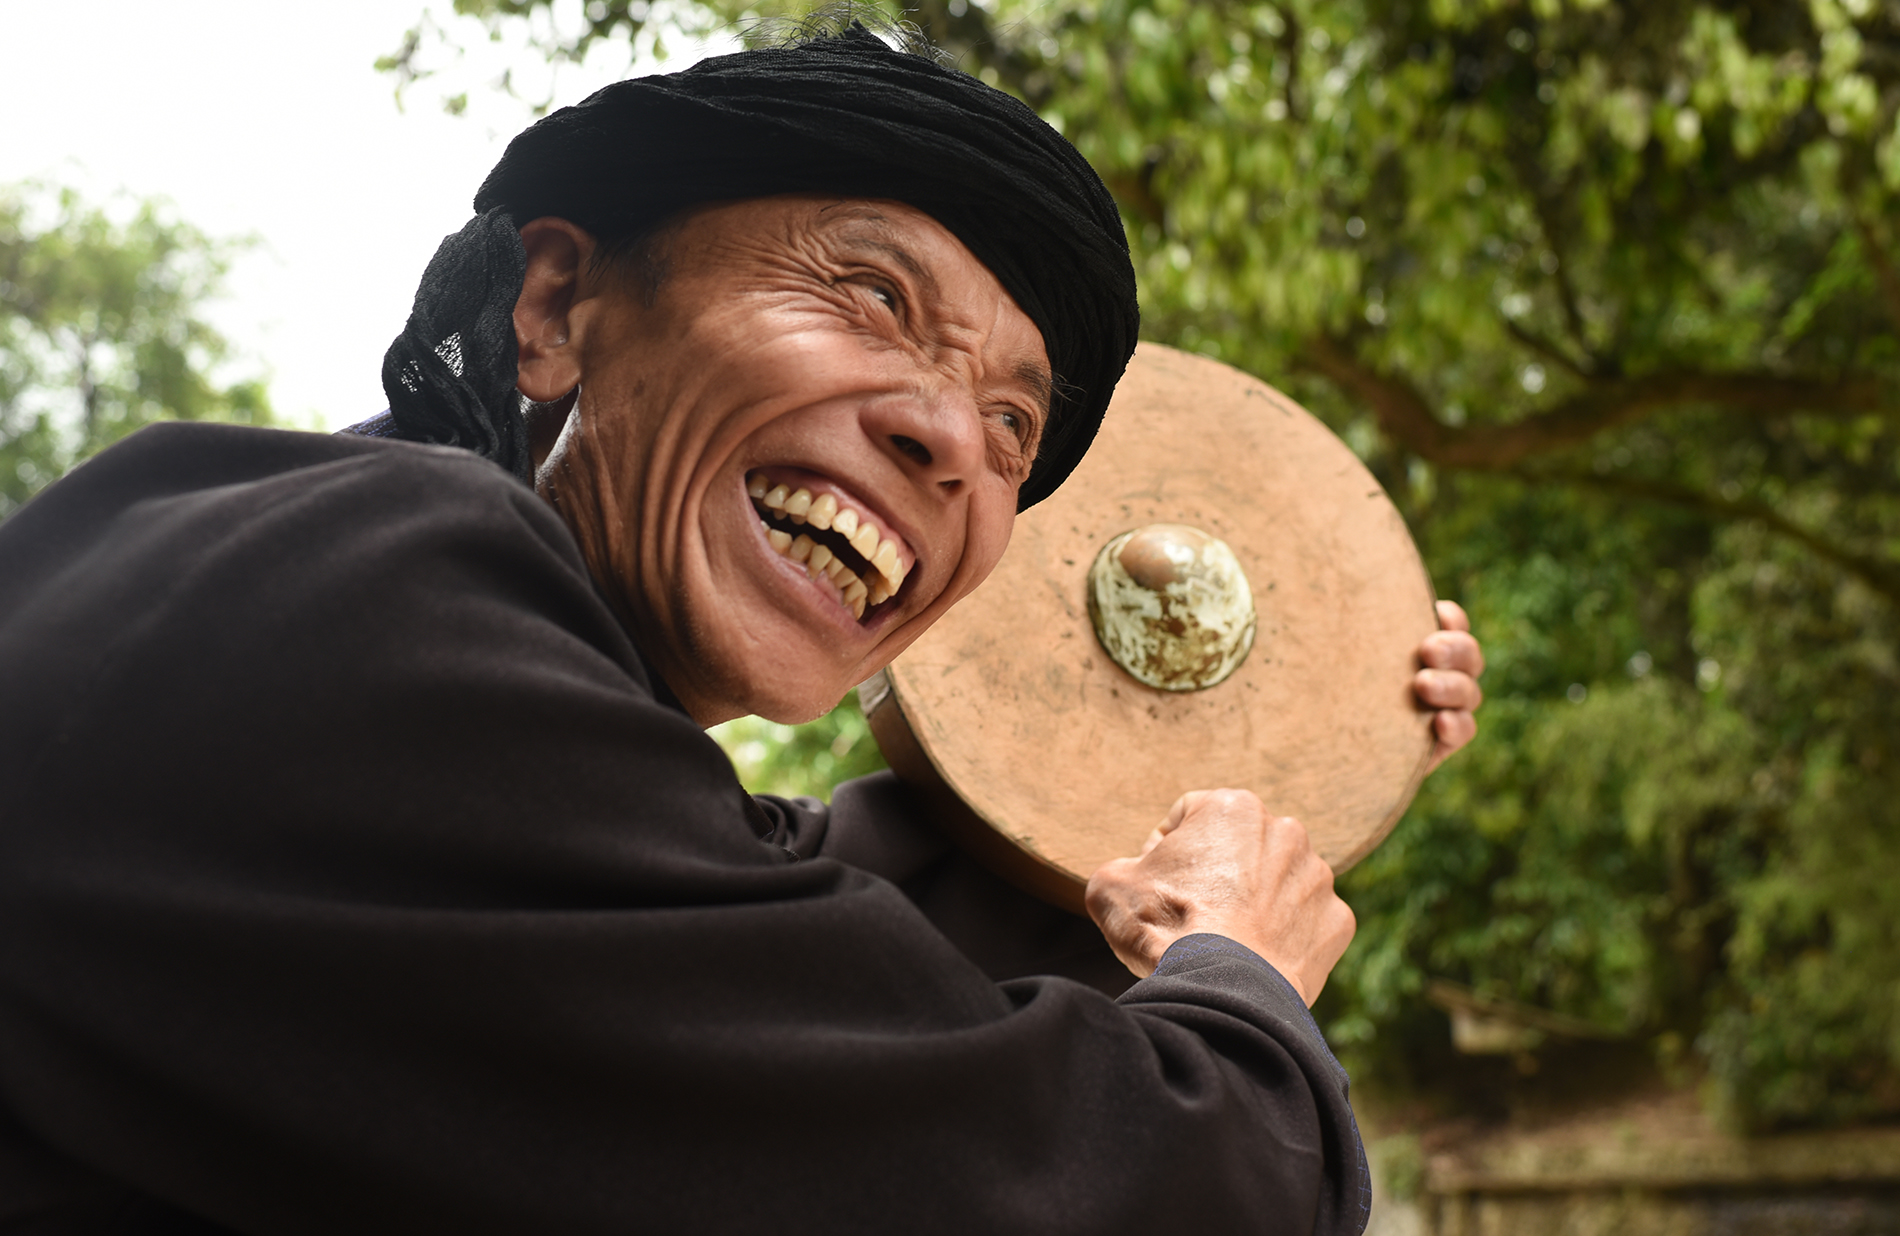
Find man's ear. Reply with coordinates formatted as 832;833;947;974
514;217;598;403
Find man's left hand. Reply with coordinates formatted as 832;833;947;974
1415;600;1484;772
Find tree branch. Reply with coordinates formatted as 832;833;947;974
1504;317;1594;380
1535;469;1900;606
1299;334;1891;470
1101;159;1166;228
68;330;98;443
1522;185;1602;371
1850;212;1900;342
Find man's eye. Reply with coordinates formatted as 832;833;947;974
869;284;897;309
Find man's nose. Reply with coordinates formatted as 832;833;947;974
860;377;987;497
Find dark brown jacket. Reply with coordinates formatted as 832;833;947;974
0;424;1367;1234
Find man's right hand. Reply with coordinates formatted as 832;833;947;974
1084;790;1356;1006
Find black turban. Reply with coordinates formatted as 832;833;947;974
378;25;1139;510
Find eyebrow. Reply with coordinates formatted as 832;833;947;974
1014;360;1054;418
835;229;932;286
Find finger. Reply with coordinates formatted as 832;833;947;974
1155;793;1193;838
1263;813;1318;866
1414;667;1484;711
1432;709;1477;761
1087;854;1137;890
1418;629;1485;676
1435;599;1470;633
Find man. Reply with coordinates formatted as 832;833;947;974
0;23;1482;1234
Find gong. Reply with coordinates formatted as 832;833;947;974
861;343;1438;914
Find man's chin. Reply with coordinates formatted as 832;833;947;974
740;664;865;725
753;697;850;727
680;645;863;728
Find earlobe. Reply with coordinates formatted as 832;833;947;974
514;217;597;403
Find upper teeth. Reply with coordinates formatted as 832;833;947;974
747;473;909;619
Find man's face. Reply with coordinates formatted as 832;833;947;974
537;196;1052;725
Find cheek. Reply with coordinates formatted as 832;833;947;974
567;391;654;524
947;483;1020;601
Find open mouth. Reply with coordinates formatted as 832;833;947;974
748;470;914;623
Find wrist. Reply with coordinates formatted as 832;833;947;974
1165;922;1311;1003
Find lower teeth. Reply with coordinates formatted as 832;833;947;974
761;515;891;620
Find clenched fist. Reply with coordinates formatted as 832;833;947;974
1084;790;1356;1005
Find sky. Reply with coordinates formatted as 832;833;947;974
0;0;737;430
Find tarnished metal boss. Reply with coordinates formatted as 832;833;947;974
1085;523;1258;692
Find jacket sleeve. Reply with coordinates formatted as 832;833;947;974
0;424;1369;1236
757;779;1370;1233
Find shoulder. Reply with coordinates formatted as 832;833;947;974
0;423;653;771
15;421;555;542
2;420;613;663
3;422;587;600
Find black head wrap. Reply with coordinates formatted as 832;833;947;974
378;26;1138;509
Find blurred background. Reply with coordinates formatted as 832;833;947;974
5;0;1897;1229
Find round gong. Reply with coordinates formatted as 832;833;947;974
861;343;1441;914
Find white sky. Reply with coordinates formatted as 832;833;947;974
0;0;738;430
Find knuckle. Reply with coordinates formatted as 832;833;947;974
1207;788;1263;819
1303;854;1335;894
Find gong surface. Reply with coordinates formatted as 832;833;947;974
868;343;1439;911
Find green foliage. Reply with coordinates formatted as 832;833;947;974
709;695;888;799
393;0;1900;1130
1322;454;1900;1130
0;185;274;519
1690;522;1900;1127
377;0;734;114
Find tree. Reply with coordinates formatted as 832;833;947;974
709;699;889;798
0;185;274;519
387;0;1900;1130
